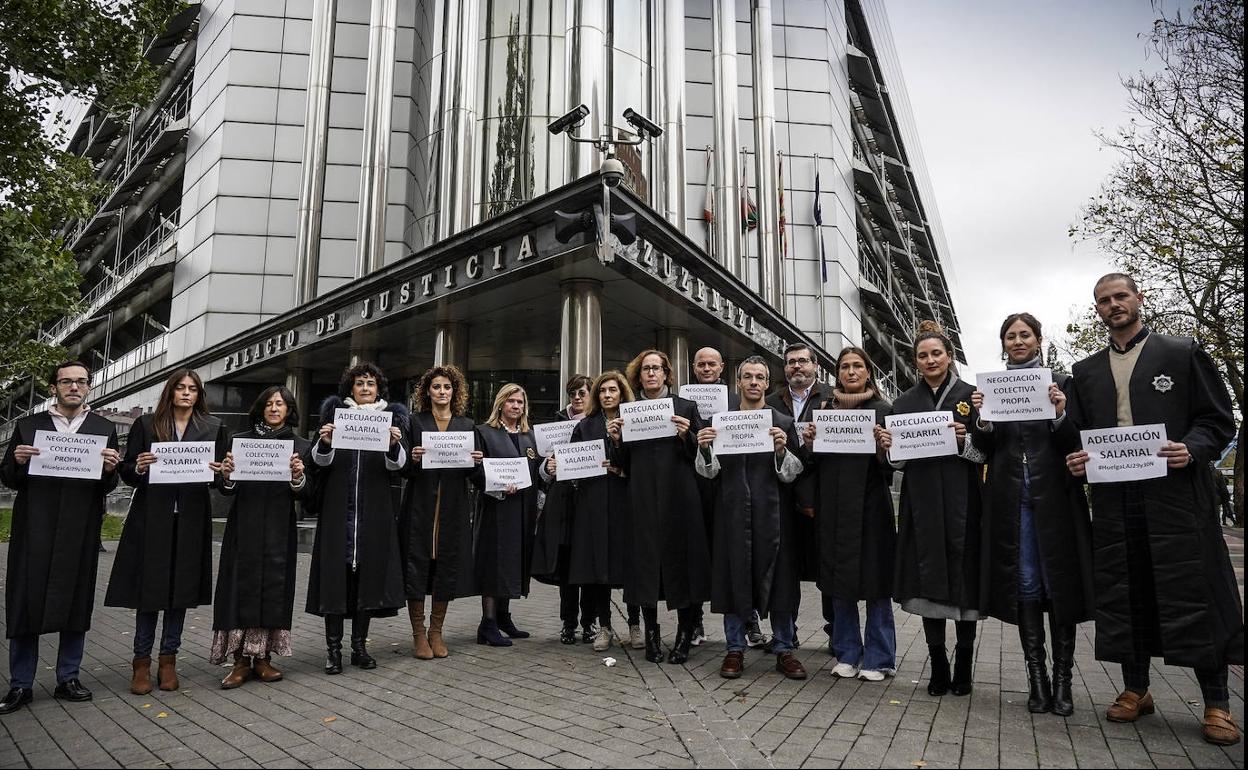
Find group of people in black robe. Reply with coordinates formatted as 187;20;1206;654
1;272;1241;747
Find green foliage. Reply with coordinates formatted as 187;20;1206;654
0;508;125;542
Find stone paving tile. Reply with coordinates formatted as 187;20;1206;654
0;538;1243;768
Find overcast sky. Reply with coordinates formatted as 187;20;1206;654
883;0;1182;377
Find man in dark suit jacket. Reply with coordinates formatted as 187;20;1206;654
1066;273;1241;746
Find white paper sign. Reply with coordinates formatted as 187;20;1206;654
28;430;107;480
794;421;812;440
231;438;294;481
712;410;775;455
1081;424;1168;483
554;440;608;481
534;420;578;456
421;431;475;469
976;368;1056;422
680;384;729;421
331;408;392;452
482;457;533;492
149;441;217;484
885;412;958;462
812;410;877;454
619;398;677;442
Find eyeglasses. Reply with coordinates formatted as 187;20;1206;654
640;365;666;373
56;378;90;388
785;357;813;367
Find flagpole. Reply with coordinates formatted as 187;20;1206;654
814;152;829;358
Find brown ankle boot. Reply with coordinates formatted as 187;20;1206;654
130;656;153;695
220;653;251;690
428;601;450;658
408;599;432;660
252;655;283;682
157;653;179;691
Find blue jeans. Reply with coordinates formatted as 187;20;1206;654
133;609;187;657
831;598;896;671
724;611;796;653
8;632;86;689
1018;465;1049;602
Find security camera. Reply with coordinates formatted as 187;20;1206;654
622;108;662;138
600;158;625;188
548;104;590;135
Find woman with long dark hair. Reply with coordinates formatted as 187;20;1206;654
402;365;481;659
106;369;226;695
971;313;1093;716
212;386;311;688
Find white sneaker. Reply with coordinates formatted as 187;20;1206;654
691;623;707;646
858;669;885;682
628;624;645;649
832;662;860;678
593;627;612;652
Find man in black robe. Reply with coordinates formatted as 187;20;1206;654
698;357;807;680
1066;273;1242;746
1;362;120;714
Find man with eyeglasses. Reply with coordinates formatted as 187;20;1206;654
1;361;120;714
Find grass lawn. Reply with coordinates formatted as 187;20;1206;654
0;508;125;543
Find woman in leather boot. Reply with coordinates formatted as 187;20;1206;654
402;366;482;660
972;314;1093;716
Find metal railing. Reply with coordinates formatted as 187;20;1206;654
860;253;915;332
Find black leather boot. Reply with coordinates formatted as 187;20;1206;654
927;645;951;696
324;615;344;675
1050;620;1076;716
950;644;975;696
668;625;693;664
477;618;513;646
350;614;376;669
644;626;663;664
1018;602;1053;713
497;612;531;639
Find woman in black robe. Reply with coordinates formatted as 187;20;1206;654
105;368;227;695
617;350;710;664
971;313;1093;716
402;364;482;660
212;386;311;689
803;347;897;682
471;383;543;646
878;322;985;698
307;363;408;675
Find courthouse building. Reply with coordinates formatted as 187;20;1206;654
3;0;963;437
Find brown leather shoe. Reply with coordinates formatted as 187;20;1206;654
220;653;251;690
428;601;450;658
157;653;179;691
130;656;153;695
407;599;432;660
720;651;745;679
775;652;808;680
252;656;283;683
1202;707;1241;746
1106;690;1154;722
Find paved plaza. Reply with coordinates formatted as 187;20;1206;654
0;533;1242;769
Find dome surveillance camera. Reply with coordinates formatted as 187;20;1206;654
600;158;625;188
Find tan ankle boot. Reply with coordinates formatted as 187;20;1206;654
157;653;179;691
252;655;283;682
407;599;432;659
220;653;251;690
428;601;450;658
130;656;153;695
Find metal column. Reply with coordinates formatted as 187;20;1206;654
658;328;690;388
751;0;784;310
436;0;480;238
559;279;603;407
711;1;743;278
285;367;312;435
434;321;470;372
564;0;609;181
293;0;337;302
356;0;398;277
653;0;687;227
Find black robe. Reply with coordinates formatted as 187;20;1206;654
766;383;829;580
2;412;119;637
401;412;478;602
470;425;541;598
975;374;1094;626
891;376;983;615
709;407;804;618
213;428;311;631
810;395;896;601
105;413;226;612
1067;333;1242;668
305;396;407;617
530;409;577;585
566;413;629;587
616;394;710;610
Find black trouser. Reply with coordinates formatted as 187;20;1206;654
922;617;977;648
639;605;696;631
558;585;596;630
822;593;836;636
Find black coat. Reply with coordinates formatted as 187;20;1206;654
810;395;896;601
305;396;407;617
1068;333;1242;668
766;383;829;579
891;376;983;613
709;408;804;618
975;374;1094;626
470;425;541;598
213;428;311;631
401;412;478;601
566;413;629;586
531;409;577;585
105;413;226;612
616;395;710;610
2;412;119;637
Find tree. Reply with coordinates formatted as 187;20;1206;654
1068;0;1245;522
0;0;183;404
